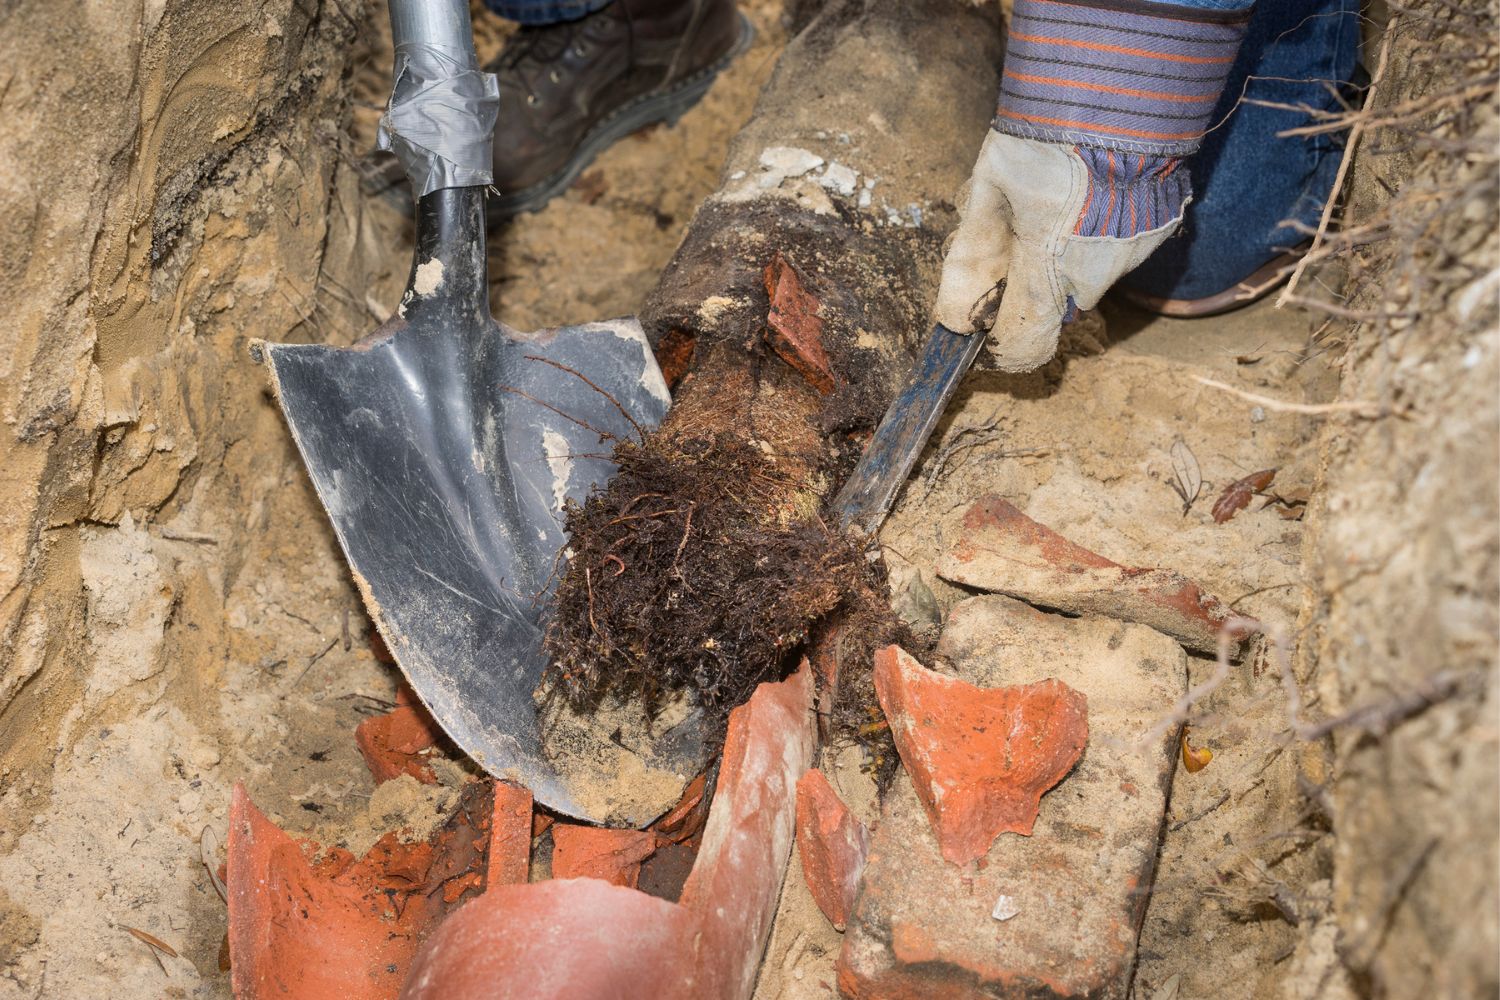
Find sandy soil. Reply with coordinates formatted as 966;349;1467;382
0;1;1454;998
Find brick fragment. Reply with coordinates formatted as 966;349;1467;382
874;645;1087;866
796;769;870;930
551;825;658;889
354;686;444;785
764;253;835;394
487;781;533;887
840;598;1187;1000
937;496;1250;655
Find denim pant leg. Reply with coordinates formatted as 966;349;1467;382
482;0;614;26
1121;0;1363;301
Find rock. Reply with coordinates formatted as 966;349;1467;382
795;769;870;930
551;825;657;889
487;781;533;887
840;597;1187;999
937;496;1249;655
892;570;940;633
873;645;1088;866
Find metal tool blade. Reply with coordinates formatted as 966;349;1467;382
831;323;987;536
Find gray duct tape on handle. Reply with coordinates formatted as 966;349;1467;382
378;0;500;198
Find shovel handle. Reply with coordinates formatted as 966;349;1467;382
384;0;496;320
389;0;480;67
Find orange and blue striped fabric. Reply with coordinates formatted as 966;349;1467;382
995;0;1251;157
1070;145;1192;237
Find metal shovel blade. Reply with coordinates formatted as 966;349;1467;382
257;188;696;824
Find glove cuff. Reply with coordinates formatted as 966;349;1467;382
1071;146;1189;238
995;0;1251;157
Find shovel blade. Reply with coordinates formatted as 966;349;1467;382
260;311;692;824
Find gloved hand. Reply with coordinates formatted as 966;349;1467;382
935;0;1252;372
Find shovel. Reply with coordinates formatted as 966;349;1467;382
254;0;700;824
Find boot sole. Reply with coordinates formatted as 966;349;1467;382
485;11;754;225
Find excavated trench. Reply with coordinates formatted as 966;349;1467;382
1;0;1495;998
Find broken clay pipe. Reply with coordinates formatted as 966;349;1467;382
938;496;1254;655
399;663;816;1000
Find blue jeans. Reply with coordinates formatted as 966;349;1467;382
1121;0;1362;301
482;0;613;25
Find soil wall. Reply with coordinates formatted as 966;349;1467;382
0;0;368;989
1;0;363;769
1301;2;1499;993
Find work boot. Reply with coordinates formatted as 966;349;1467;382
486;0;751;223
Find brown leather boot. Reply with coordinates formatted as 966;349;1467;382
486;0;750;222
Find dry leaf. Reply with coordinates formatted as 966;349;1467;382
1180;728;1213;773
1211;468;1278;523
1168;439;1203;515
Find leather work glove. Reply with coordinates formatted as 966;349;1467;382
935;0;1253;372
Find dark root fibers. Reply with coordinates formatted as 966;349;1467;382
542;434;878;728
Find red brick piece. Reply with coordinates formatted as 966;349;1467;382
551;825;658;889
874;645;1088;866
487;781;533;888
795;769;870;930
354;687;445;785
764;252;835;394
840;597;1187;1000
937;496;1250;655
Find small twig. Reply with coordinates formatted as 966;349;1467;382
584;567;600;638
293;637;340;686
1194;377;1385;418
1170;791;1231;832
156;527;219;545
672;505;696;571
1276;12;1399;308
122;925;176;975
1133;618;1261;754
200;826;228;904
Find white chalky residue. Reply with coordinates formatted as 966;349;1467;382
757;146;824;189
819;161;859;197
412;258;445;295
542;429;572;512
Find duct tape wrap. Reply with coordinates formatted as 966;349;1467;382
378;43;500;198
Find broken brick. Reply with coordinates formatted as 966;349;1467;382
551;825;658;889
937;496;1250;655
764;252;835;394
653;772;709;845
795;769;870;930
840;597;1186;1000
354;689;444;785
874;645;1088;866
488;781;533;887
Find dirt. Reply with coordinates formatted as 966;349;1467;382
1;1;1493;998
